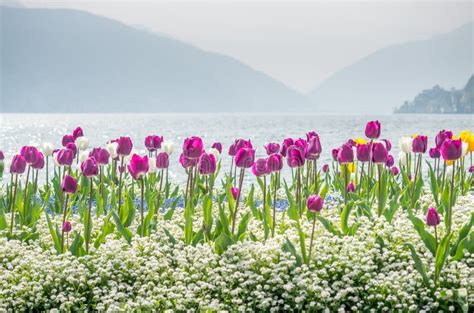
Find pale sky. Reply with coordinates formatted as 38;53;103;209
11;0;474;93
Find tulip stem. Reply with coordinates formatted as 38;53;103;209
85;177;93;253
231;168;245;235
447;161;456;234
377;163;383;216
22;165;31;225
411;153;421;211
140;177;144;236
343;164;348;204
314;159;318;193
60;194;69;253
271;172;278;238
156;168;164;211
117;156;124;215
46;156;49;188
307;212;317;265
229;156;234;182
9;174;19;238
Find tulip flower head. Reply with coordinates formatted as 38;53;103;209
228;143;236;156
231;187;239;201
106;141;119;159
264;142;280;155
56;148;74;166
365;120;381;139
426;207;441;227
322;164;329;173
441;139;462;161
183;136;204;159
468;165;474;173
435;130;453;149
267;153;283;172
62;175;78;194
390;166;399;176
347;182;355;193
280;138;294;157
251;158;270;177
10;154;26;174
65;142;77;158
331;148;339;161
211;142;223;154
62;134;75;147
144;135;163;152
337;143;354;164
307;195;324;212
286;145;305;168
75;136;89;151
127;154;149;180
198;152;217;175
399;136;413;154
429;147;441;159
81;157;99;177
162;141;175;155
42;142;54;157
115;137;133;156
31;151;45;170
156;152;169;169
62;221;72;233
385;155;394;167
234;139;253;152
90;148;110;165
412;135;428;154
356;143;370;162
372;143;388;163
21;146;39;165
382;139;392;151
179;153;197;169
235;147;255;168
72;127;84;140
305;136;322;160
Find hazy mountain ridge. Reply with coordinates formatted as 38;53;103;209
0;6;310;112
309;22;473;114
395;75;474;114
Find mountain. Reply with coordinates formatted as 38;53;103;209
0;6;310;112
395;75;474;114
309;22;473;114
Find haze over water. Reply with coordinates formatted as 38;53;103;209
0;113;472;184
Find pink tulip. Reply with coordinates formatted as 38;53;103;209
62;175;78;194
426;207;440;226
429;147;441;159
57;148;74;166
356;143;370;162
251;158;270;176
347;182;355;193
372;142;388;163
156;152;169;169
264;142;280;155
20;146;39;164
281;138;294;157
365;120;381;139
322;164;329;173
81;157;99;177
337;143;353;164
385;155;394;167
412;135;428;154
198;152;217;175
305;136;322;160
127;154;149;180
267;153;283;172
62;134;75;147
211;142;223;154
62;221;72;233
89;148;110;165
183;136;204;159
286;145;305;168
72;127;84;139
31;151;45;170
307;195;323;212
390;166;399;176
144;135;163;152
115;137;133;156
10;154;26;174
65;142;77;158
235;147;255;168
228;143;236;156
231;187;239;201
440;139;462;161
179;153;197;168
435;130;453;149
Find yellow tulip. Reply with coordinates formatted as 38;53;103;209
459;130;472;142
354;138;367;145
446;160;454;166
340;162;356;174
468;134;474;152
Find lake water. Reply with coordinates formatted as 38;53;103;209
0;113;472;184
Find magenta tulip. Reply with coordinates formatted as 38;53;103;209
429;147;441;159
331;148;339;161
390;166;399;176
62;134;75;147
372;142;388;163
62;221;72;233
306;131;318;141
440;139;462;161
156;152;169;169
183;136;204;159
234;139;253;152
286;145;305;168
307;195;323;212
144;135;163;152
468;165;474;173
179;153;197;168
127;154;149;180
31;151;45;170
435;130;453;149
57;148;74;166
365;120;381;139
72;127;84;139
281;138;294;157
81;157;99;177
228;143;236;156
62;175;78;194
347;182;355;193
294;138;307;151
65;142;77;158
10;154;26;174
337;144;354;164
231;187;239;201
426;207;441;226
356;143;370;162
267;153;283;172
252;158;270;176
264;142;280;155
211;142;223;154
382;139;392;151
322;164;329;173
20;146;39;164
235;147;255;168
89;148;110;165
305;136;322;159
412;135;428;153
115;137;133;156
198;153;217;175
385;155;394;167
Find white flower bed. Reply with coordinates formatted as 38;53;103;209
0;192;473;311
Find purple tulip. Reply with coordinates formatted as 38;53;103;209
156;152;169;169
322;164;329;173
115;137;133;156
372;142;388;163
426;207;441;226
183;136;204;159
198;152;217;175
294;138;307;152
440;139;462;161
252;158;270;176
281;138;294;157
385;155;394;167
235;147;255;168
211;142;223;154
468;165;474;173
228;143;236;156
435;130;453;149
144;135;163;152
356;143;370;162
0;150;4;161
347;182;355;193
286;145;305;168
346;139;356;147
306;131;318;141
234;139;253;151
31;151;45;170
267;153;283;172
412;135;428;154
179;153;197;168
89;148;110;165
305;136;322;159
62;175;78;194
382;139;392;151
337;143;354;164
127;154;149;180
264;142;280;155
10;154;26;174
390;166;399;176
20;146;39;164
72;127;84;139
65;142;77;158
57;148;74;166
307;195;323;212
231;187;239;201
62;134;75;147
429;147;441;159
81;157;99;177
62;221;72;233
365;120;381;139
331;148;339;161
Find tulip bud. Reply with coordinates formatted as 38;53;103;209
145;135;163;152
198;152;217;175
42;142;54;157
356;144;370;162
337;144;354;164
286;146;305;168
429;147;441;159
307;195;323;212
57;148;74;166
75;136;89;151
211;142;223;154
390;166;399;176
231;187;239;201
90;148;110;165
31;151;45;170
322;164;329;173
346;182;355;193
62;175;78;194
385;155;394;167
21;146;39;165
372;143;388;164
435;130;453;148
365;120;381;139
72;127;84;139
115;137;133;156
62;221;72;233
156;152;169;169
468;165;474;173
412;135;428;154
62;134;75;147
281;138;294;157
426;207;440;226
264;142;280;155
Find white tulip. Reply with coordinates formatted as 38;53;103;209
42;142;54;157
209;148;220;160
399;137;413;154
79;150;89;163
148;157;156;173
462;141;468;155
162;141;174;155
106;142;119;159
75;136;89;151
399;152;407;167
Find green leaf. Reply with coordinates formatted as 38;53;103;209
112;211;132;244
340;201;353;235
284;180;299;221
282;238;302;266
408;212;437;256
236;212;251;241
215;232;233;255
69;233;86;257
434;233;452;285
45;212;62;253
317;215;341;236
163;228;177;245
405;242;429;286
296;221;307;264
